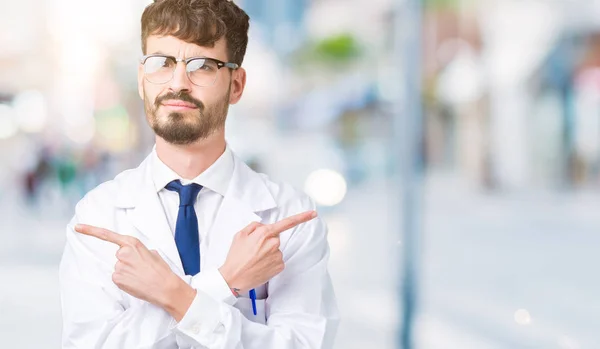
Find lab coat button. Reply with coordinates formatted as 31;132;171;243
192;325;201;334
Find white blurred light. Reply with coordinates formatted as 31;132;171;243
13;90;48;133
514;309;532;325
49;0;136;46
0;104;19;139
437;46;485;104
59;37;102;80
88;1;137;44
304;169;347;206
64;118;95;144
481;1;560;87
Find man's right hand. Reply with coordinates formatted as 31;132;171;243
218;210;318;294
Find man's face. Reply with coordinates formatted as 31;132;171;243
138;35;244;145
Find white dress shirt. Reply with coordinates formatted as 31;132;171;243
151;144;234;265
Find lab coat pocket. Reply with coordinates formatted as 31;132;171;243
234;297;267;325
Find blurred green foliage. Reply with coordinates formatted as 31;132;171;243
292;33;363;70
313;33;362;62
423;0;465;10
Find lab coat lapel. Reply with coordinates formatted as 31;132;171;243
205;194;261;268
114;154;185;275
128;185;184;275
205;153;277;268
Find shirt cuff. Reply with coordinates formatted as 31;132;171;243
191;268;237;306
167;274;193;332
169;269;236;345
173;288;227;346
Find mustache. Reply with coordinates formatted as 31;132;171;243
155;91;204;110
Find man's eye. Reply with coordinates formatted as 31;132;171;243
189;59;217;72
194;63;213;72
150;57;173;68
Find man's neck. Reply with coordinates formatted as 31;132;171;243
155;132;226;180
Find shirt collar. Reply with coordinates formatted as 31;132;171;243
151;144;234;196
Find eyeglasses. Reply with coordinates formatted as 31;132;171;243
140;54;239;87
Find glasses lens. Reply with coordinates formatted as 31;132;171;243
144;56;175;84
187;58;219;87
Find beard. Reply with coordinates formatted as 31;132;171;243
144;86;230;145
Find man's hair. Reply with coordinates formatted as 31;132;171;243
141;0;250;65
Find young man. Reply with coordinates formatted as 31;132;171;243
58;0;339;348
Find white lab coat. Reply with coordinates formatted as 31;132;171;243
59;150;339;349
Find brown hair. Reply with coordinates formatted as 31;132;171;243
141;0;250;65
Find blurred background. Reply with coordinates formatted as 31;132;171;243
0;0;599;348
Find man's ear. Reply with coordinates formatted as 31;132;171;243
137;64;144;100
229;67;247;105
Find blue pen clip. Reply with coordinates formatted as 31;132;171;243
249;289;257;316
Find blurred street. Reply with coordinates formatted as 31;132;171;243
1;173;598;349
3;0;600;347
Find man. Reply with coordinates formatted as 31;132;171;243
58;0;339;348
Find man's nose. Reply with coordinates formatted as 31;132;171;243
169;61;192;92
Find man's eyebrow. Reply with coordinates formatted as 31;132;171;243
148;51;172;56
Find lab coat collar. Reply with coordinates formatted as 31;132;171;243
113;150;276;212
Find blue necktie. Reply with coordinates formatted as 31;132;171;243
165;180;203;276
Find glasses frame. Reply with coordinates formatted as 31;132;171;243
140;54;240;87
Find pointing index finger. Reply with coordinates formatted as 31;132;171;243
267;210;318;236
74;224;130;247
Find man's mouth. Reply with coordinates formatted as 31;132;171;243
161;100;199;110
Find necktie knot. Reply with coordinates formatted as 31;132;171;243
165;180;203;207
